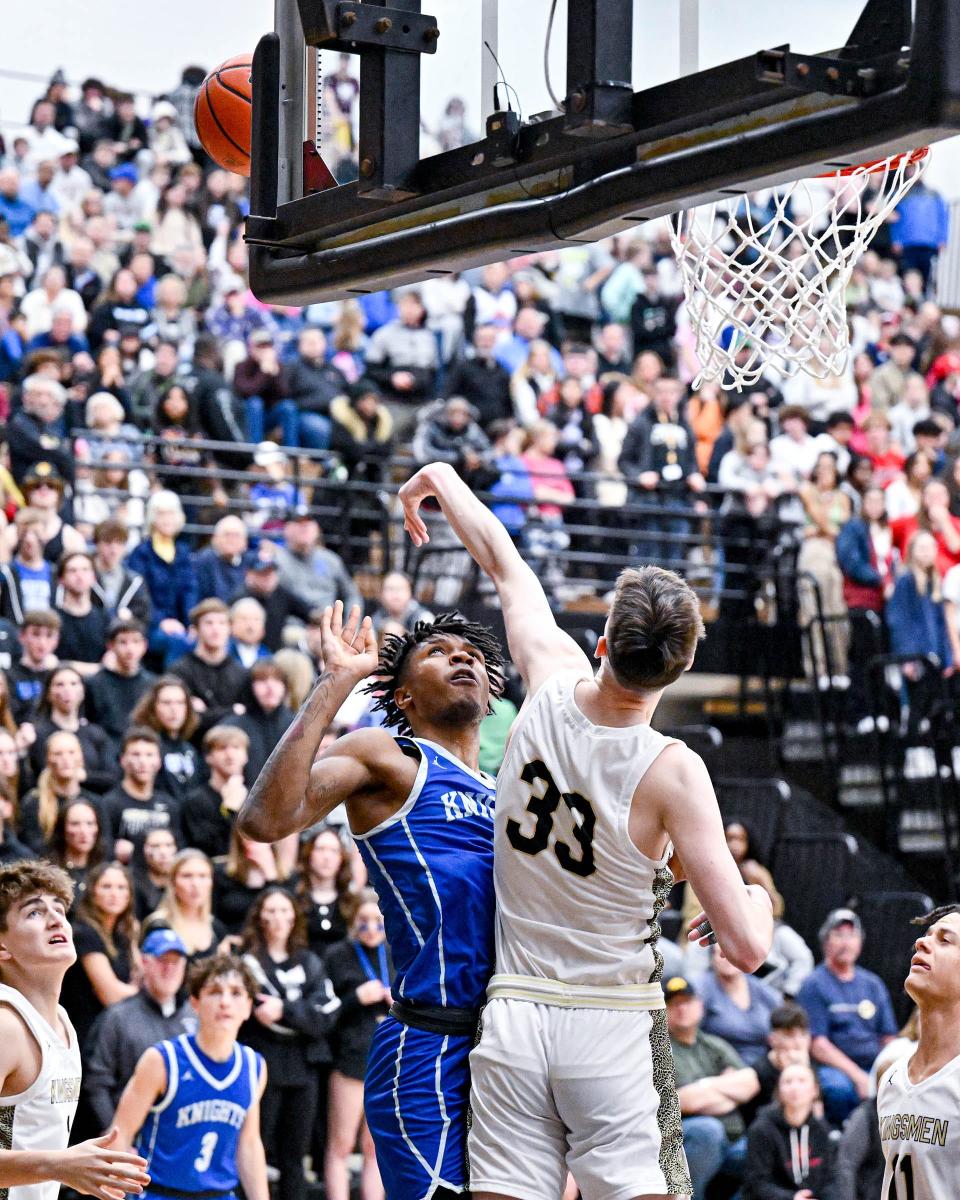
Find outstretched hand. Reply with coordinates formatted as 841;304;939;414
398;468;436;546
58;1127;151;1200
320;601;379;683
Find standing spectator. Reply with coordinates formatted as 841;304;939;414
744;1063;836;1200
234;550;315;653
275;513;361;614
132;825;177;921
797;452;852;686
363;290;439;438
192;516;249;603
170;598;250;729
282;326;348;448
181;725;250;860
225;661;293;785
46;797;106;896
131;674;202;796
891;176;950;289
142;847;226;963
699;946;783;1063
886;529;953;673
127;491;198;667
85;619;155;746
442;324;512;429
214;829;289;934
53;552;112;674
295;827;354;957
869;333;919;413
19;730;94;853
229;599;270;669
61;860;139;1047
102;726;180;867
324;892;392;1200
92;520;153;624
24;665;115;795
769;406;819;485
630;269;679;366
82;928;193;1130
7;375;74;484
891;478;960;577
7;609;60;722
369;572;433;636
1;511;56;623
796;908;898;1123
241;887;342;1200
666;975;759;1200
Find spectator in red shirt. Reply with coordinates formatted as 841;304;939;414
891;479;960;576
861;413;906;488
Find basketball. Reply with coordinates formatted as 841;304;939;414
194;54;253;176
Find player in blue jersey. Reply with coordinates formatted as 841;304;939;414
239;601;506;1200
111;955;269;1200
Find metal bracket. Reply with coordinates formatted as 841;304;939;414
296;0;438;53
756;47;908;97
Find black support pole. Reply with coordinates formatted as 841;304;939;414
357;0;423;199
565;0;635;134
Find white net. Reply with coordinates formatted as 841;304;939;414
670;149;929;391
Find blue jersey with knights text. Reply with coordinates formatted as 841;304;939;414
136;1034;263;1196
355;736;496;1009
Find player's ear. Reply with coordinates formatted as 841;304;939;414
0;941;11;964
393;685;412;716
595;635;608;660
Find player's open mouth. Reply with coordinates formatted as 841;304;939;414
48;934;69;945
910;957;930;972
450;670;477;687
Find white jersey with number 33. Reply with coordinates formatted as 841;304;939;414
878;1052;960;1200
492;670;678;990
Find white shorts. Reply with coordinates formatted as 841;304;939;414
467;997;691;1200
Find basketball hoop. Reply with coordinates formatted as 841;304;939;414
670;148;930;391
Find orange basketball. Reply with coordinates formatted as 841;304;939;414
194;55;253;176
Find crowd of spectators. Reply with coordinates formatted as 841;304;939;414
0;61;954;1200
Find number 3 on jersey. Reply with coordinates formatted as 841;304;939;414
506;759;597;878
194;1132;219;1173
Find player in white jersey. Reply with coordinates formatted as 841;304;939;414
0;860;150;1200
399;462;774;1200
878;903;960;1200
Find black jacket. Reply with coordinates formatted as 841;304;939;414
85;668;156;746
442;355;512;430
241;947;342;1076
325;939;393;1078
92;567;153;628
233;584;314;653
169;652;249;733
181;781;233;860
745;1103;837;1200
7;410;75;484
224;688;294;786
28;718;117;795
618;407;699;490
286;357;349;415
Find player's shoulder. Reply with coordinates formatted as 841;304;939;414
639;741;711;796
319;726;408;772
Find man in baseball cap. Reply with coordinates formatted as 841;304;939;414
796;906;898;1123
83;926;194;1129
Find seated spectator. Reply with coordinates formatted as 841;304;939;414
60;860;139;1048
595;320;632;376
247;443;304;528
497;305;560;376
19;729;96;852
24;306;87;360
181;725;250;860
128;338;182;428
547;377;600;482
225;659;293;786
46;797;106;898
21;463;86;562
745;1063;835;1200
132;825;177;921
0;167;37;238
0;798;33;866
83;390;143;463
329;378;395;481
275;512;362;615
869;332;919;411
666;975;759;1200
884;449;933;521
485;420;536;538
87;266;151;351
82;927;193;1132
234;548;314;653
229;599;270;669
7;610;59;723
699;945;782;1063
7;375;74;484
215;827;291;933
592;379;636;507
85;618;154;746
889;374;932;453
891;478;960;576
232;328;291;444
412;396;492;477
1;510;56;622
748;1002;817;1114
102;726;180;868
91;519;152;625
769;406;818;485
812;410;855;476
796;908;897;1124
886;528;953;677
294;825;353;958
442;324;512;430
363;289;439;438
142;846;226;963
509;337;560;428
861;413;907;488
20;264;86;339
131;674;203;796
53;552;111;674
370;571;433;636
170;598;250;730
127;490;198;666
324;891;393;1200
24;665;114;794
193;515;249;603
282;325;350;449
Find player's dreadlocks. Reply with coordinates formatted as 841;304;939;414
912;903;960;928
364;611;506;736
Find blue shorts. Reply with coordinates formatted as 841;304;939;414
364;1015;472;1200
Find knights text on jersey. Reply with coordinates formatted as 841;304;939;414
354;736;496;1009
878;1052;960;1200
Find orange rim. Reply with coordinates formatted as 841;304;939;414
818;146;929;179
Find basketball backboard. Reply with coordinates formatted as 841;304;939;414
246;0;959;304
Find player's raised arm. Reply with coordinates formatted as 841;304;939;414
399;462;591;691
652;743;774;973
237;601;382;842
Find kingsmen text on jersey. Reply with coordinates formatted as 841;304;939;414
0;984;81;1200
879;1052;960;1200
355;737;496;1200
136;1034;263;1198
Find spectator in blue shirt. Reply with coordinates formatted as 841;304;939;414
494;305;563;376
0;168;37;238
192;516;249;604
699;945;782;1063
796;908;898;1124
892;178;951;289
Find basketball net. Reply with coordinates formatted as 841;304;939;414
670;148;929;391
